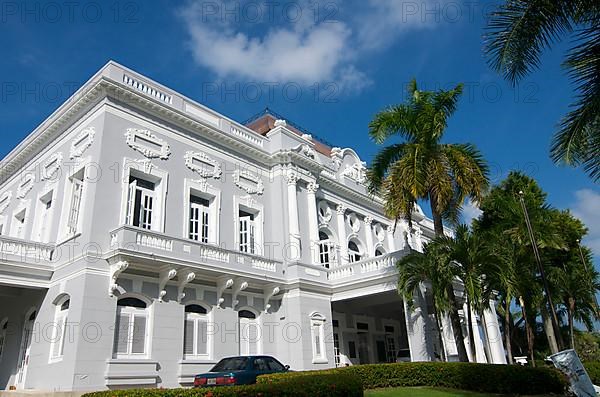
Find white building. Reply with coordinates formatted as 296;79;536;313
0;62;506;392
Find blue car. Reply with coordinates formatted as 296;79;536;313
193;356;290;387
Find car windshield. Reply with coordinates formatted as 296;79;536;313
211;357;248;372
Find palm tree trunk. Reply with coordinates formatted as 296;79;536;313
504;297;514;364
466;296;477;361
519;296;535;367
430;202;469;363
433;308;447;362
541;307;559;354
568;297;575;349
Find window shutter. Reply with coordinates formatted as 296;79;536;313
114;313;130;354
184;318;194;355
131;315;146;354
126;180;136;225
197;319;208;355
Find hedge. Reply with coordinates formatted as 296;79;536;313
83;372;362;397
258;362;567;395
584;362;600;385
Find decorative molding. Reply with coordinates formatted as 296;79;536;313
158;268;177;302
216;277;234;308
364;216;373;226
320;169;337;180
375;224;386;242
318;201;332;224
0;191;12;214
70;127;96;159
274;119;287;127
109;261;129;297
41;153;63;181
232;280;249;309
330;147;343;170
347;213;361;233
297;144;315;159
264;285;281;312
177;270;196;302
341;162;367;184
233;169;264;195
184;151;222;179
125;128;171;160
16;175;34;199
285;170;299;186
307;182;319;194
336;204;347;215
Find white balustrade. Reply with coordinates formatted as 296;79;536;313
136;232;173;251
251;258;277;273
230;126;264;147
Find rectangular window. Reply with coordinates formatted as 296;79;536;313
127;176;156;230
189;196;210;243
239;210;255;254
348;341;357;359
64;169;85;237
311;318;327;363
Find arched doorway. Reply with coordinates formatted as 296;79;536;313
238;309;260;355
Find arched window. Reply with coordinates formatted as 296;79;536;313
114;296;149;358
318;231;334;269
310;313;327;363
348;240;362;263
238;309;260;355
184;303;210;359
50;295;70;361
375;247;385;257
0;318;7;362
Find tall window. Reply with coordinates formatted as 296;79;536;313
50;297;69;361
189;196;209;243
239;310;259;355
375;248;385;257
126;176;156;230
385;326;397;363
184;304;210;358
310;313;327;363
0;319;7;362
13;208;27;239
348;241;362;263
318;231;333;268
65;169;85;236
35;191;54;242
239;210;255;254
114;297;149;358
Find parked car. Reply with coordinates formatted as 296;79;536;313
194;356;290;387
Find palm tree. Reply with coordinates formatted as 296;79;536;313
485;0;600;181
397;244;455;361
436;225;494;361
368;80;489;362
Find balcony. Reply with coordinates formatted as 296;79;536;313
109;226;285;281
327;249;409;284
0;235;56;288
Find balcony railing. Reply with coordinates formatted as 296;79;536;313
109;226;284;279
328;249;408;282
0;235;55;264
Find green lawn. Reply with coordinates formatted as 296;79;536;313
364;387;528;397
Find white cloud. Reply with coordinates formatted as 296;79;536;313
571;189;600;256
461;199;483;225
178;0;445;92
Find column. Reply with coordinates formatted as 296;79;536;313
286;171;300;251
364;216;374;257
336;204;348;266
306;182;320;264
483;300;507;364
387;225;396;252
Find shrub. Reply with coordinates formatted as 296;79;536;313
584;361;600;385
259;362;567;395
83;372;362;397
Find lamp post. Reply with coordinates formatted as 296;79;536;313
518;190;563;351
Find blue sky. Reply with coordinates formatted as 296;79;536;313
1;0;598;259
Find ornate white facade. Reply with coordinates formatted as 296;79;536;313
0;62;506;392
